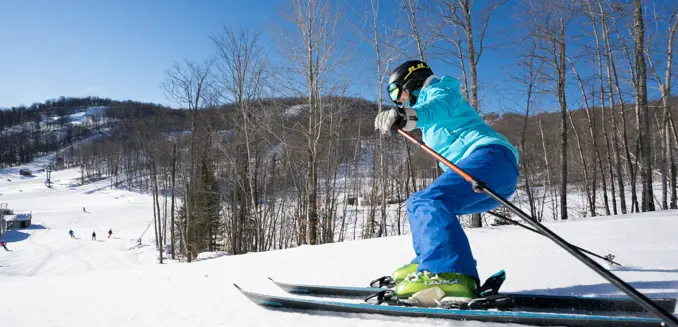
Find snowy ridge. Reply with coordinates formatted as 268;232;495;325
4;106;108;136
0;132;108;181
40;106;108;125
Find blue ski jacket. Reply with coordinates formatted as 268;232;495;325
411;76;519;171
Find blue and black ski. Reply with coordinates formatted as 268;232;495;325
267;271;677;313
234;284;668;326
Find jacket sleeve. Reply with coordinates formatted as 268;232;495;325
412;82;468;128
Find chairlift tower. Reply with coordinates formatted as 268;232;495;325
0;203;7;235
45;164;52;187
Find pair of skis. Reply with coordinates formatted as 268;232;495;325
235;270;677;326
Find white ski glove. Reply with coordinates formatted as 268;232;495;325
374;108;418;135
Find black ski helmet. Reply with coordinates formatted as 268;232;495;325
387;60;434;106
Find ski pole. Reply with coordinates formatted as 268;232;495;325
486;211;621;266
396;128;678;326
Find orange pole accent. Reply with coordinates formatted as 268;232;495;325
396;129;474;182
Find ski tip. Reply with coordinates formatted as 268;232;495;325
233;283;242;291
489;270;506;279
267;277;275;282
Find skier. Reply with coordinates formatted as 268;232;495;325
91;231;96;241
68;229;75;239
108;229;112;238
1;241;8;251
374;60;519;306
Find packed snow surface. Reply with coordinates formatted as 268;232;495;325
1;164;677;326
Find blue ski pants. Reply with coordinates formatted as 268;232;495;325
406;144;519;279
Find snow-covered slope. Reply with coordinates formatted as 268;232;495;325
0;166;157;279
4;106;108;136
0;162;677;326
40;106;107;125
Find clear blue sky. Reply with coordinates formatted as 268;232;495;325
0;0;521;109
0;0;288;107
0;0;670;112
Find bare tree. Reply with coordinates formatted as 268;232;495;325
212;25;269;251
585;0;617;215
506;37;544;218
276;0;342;245
511;0;573;220
645;6;678;209
389;0;438;195
436;0;506;111
434;10;469;96
599;0;636;214
632;0;655;212
169;135;180;259
394;0;434;61
345;0;397;237
566;58;597;216
555;16;568;220
161;59;214;261
537;112;558;221
435;0;506;227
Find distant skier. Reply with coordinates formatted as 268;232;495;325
108;229;112;238
91;231;96;241
69;229;75;239
1;241;9;251
83;207;86;213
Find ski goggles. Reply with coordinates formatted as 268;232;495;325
387;82;402;103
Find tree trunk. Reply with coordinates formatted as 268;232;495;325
633;0;654;212
163;170;168;252
587;8;615;215
671;134;678;209
307;53;317;246
154;164;164;264
461;0;478;111
461;0;489;228
557;18;568;220
380;136;388;236
647;8;678;209
607;22;637;213
670;94;678;209
406;142;417;193
662;103;669;210
538;115;556;221
568;57;608;216
567;109;594;216
170;143;176;259
153;180;159;249
369;0;388;238
518;49;539;218
402;0;427;61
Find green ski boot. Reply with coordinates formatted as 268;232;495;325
371;263;420;288
393;271;477;307
391;263;418;283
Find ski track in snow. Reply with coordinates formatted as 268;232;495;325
0;163;677;326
